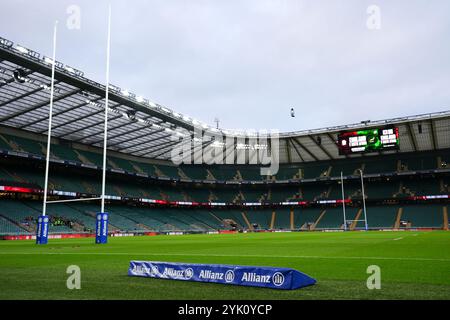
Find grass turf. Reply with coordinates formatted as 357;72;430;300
0;231;449;300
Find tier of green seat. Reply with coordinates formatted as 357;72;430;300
273;167;301;180
0;167;14;181
0;215;29;234
327;183;361;199
162;188;185;201
0;200;40;229
443;177;450;193
208;167;237;181
211;210;247;228
302;164;329;179
154;208;193;230
180;166;207;180
0;200;72;233
316;207;350;229
401;205;443;228
105;206;166;231
107;157;136;172
245;210;272;229
367;181;399;199
0;198;446;234
51;144;80;162
269;188;290;202
47;224;74;233
273;209;291;229
400;154;437;171
135;162;156;176
26;201;94;228
74;203;142;231
179;209;223;231
155;165;178;178
364;159;398;174
165;208;215;231
331;162;361;176
299;185;329;201
0;133;172;178
213;189;238;203
1;158;446;207
145;187;164;199
401;179;441;195
185;188;211;202
0;134;12;150
3;166;44;187
164;209;206;230
1;132;449;183
294;208;323;229
241;189;264;202
239;167;263;181
0;134;43;155
364;206;398;228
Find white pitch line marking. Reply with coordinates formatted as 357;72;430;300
0;252;449;262
393;237;403;241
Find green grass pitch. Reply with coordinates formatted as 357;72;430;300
0;231;449;300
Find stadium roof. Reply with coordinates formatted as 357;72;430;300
0;36;449;164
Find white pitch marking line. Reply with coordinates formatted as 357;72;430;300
393;237;404;241
0;252;449;262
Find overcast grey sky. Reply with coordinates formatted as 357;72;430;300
1;0;449;132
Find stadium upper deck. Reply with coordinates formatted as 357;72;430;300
1;36;450;165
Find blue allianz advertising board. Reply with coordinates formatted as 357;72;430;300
36;215;49;245
128;261;316;290
95;212;109;244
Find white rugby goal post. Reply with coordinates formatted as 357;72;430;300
341;170;369;231
39;7;112;244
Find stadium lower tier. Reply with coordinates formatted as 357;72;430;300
0;198;447;235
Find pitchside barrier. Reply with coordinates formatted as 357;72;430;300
128;261;316;290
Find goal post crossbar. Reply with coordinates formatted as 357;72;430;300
45;197;102;204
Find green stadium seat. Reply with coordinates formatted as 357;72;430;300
401;205;443;228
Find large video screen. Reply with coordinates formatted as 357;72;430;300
337;127;399;155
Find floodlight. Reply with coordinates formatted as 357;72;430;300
65;66;75;73
15;45;28;54
161;106;172;114
44;56;54;65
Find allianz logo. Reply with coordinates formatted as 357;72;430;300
199;269;235;283
241;272;285;286
132;264;159;276
162;267;194;280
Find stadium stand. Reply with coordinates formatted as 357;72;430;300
0;144;448;234
0;37;449;236
400;205;444;228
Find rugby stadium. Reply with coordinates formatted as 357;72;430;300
0;34;449;300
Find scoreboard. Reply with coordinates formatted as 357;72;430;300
338;127;399;155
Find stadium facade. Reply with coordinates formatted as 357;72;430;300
0;36;449;238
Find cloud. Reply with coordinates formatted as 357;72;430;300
1;0;449;132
